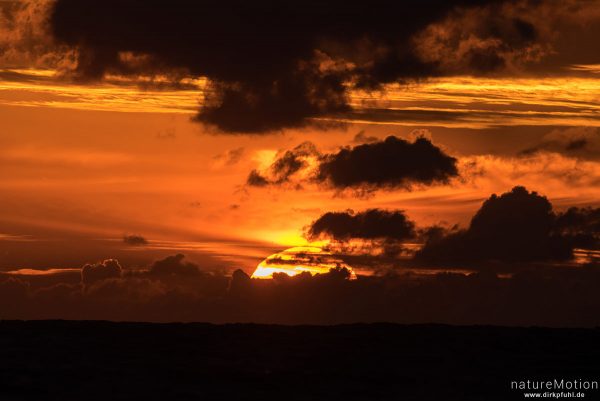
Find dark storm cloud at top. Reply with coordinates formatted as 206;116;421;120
47;0;563;133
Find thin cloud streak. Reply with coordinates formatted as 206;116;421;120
0;69;205;113
1;71;599;128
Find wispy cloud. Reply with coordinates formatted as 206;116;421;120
1;70;599;128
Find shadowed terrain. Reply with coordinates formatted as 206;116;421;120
1;321;599;400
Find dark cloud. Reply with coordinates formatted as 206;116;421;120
265;255;333;267
299;187;600;270
416;186;600;265
307;209;416;242
316;136;459;191
214;147;245;166
84;277;166;304
519;127;600;159
123;234;148;246
48;0;586;133
196;72;350;133
247;135;458;192
228;268;252;295
566;139;588;151
554;206;600;250
135;254;230;296
147;254;202;278
413;1;546;74
305;209;419;261
246;142;320;186
414;0;600;75
246;170;270;187
268;142;319;184
81;259;122;287
352;131;379;144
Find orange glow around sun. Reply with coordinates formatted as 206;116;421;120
251;246;356;279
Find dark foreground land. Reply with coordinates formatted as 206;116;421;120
1;321;599;400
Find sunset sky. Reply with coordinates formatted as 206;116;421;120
1;0;600;324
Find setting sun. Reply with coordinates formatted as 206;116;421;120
251;246;356;279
